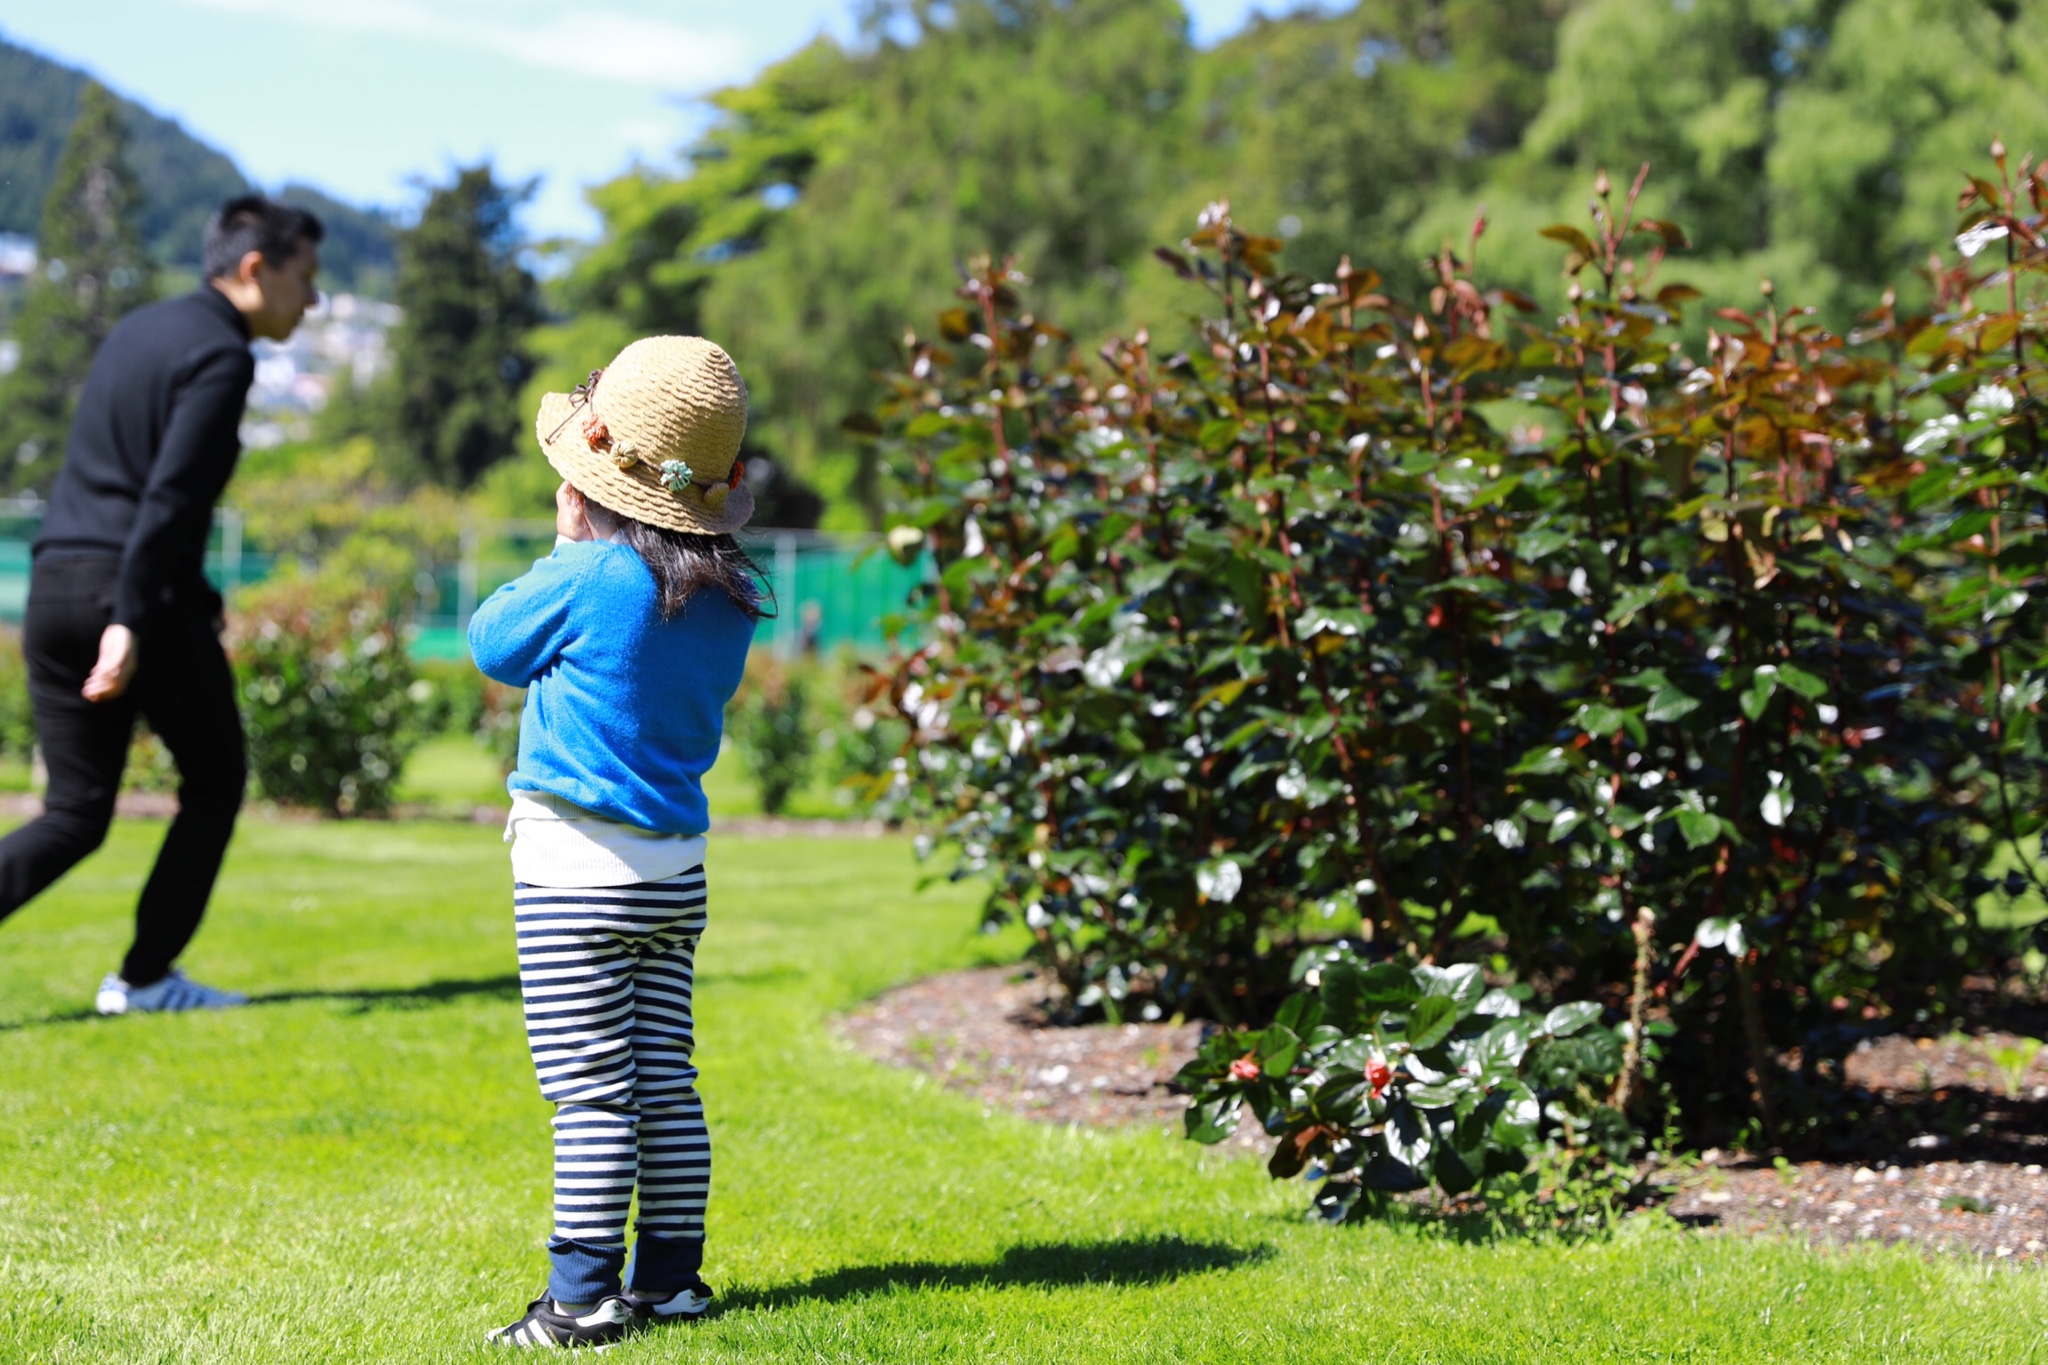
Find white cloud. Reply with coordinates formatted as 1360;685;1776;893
487;12;746;86
179;0;748;89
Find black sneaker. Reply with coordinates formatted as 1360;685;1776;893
623;1277;714;1323
485;1294;635;1349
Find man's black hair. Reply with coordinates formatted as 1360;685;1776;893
202;195;324;280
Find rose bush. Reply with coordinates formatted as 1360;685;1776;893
1178;952;1630;1217
230;568;423;816
862;149;2048;1146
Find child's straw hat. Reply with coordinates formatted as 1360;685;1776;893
535;336;754;535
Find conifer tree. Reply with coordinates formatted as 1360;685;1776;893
0;81;155;493
368;165;540;487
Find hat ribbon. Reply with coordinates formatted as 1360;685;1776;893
543;368;607;444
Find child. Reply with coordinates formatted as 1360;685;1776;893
468;336;765;1349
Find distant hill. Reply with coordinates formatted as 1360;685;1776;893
0;34;396;293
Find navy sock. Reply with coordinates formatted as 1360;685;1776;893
625;1232;705;1298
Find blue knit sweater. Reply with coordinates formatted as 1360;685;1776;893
468;539;755;836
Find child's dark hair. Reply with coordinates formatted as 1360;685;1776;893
615;519;774;623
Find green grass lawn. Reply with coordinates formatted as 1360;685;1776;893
1;818;2045;1363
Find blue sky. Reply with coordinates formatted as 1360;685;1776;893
0;0;1272;241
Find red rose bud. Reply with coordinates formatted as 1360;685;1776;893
1367;1060;1394;1096
1229;1054;1262;1082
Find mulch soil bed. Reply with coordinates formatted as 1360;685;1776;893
840;965;2048;1260
840;964;1266;1153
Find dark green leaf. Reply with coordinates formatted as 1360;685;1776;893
1384;1101;1432;1170
1184;1095;1240;1144
1415;962;1485;1014
1406;996;1459;1050
1356;962;1422;1010
1575;1027;1625;1078
1543;1001;1602;1037
1777;665;1827;700
1646;686;1701;723
1675;806;1722;850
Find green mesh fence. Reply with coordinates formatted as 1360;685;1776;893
0;507;924;663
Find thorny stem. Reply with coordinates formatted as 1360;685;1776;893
1613;907;1658;1114
1734;947;1780;1145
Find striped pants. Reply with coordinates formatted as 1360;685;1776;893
514;873;710;1304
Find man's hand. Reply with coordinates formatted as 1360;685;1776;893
82;624;139;702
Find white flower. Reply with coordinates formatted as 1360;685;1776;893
1761;770;1792;828
1196;860;1243;904
1492;819;1524;849
1082;649;1125;689
1967;385;2016;419
1955;221;2010;258
1075;426;1127;454
1904;414;1961;456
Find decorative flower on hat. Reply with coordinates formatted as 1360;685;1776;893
658;459;694;494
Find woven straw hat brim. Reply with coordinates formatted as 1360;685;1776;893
535;390;755;536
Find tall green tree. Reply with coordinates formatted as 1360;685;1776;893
1162;0;1564;297
555;0;1191;527
0;81;155;493
1404;0;2048;320
709;0;1190;525
364;165;540;487
1767;0;2048;290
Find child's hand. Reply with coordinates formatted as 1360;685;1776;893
556;480;596;542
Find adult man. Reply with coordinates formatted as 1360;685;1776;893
0;195;321;1014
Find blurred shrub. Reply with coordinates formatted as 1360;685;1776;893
827;673;912;816
228;568;423;816
121;728;178;794
411;658;489;737
867;156;2048;1147
0;628;33;760
477;679;524;777
733;656;816;816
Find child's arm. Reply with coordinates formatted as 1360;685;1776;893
467;549;584;687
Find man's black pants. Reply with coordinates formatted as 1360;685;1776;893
0;554;245;986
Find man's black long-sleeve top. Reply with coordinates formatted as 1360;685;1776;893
35;285;253;634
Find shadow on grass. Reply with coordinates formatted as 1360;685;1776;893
713;1236;1268;1315
250;974;523;1012
0;974;523;1032
0;1005;99;1032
